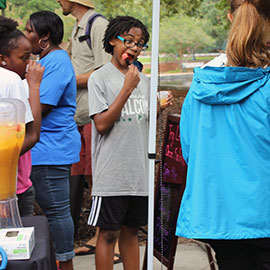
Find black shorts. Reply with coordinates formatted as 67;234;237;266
88;196;148;230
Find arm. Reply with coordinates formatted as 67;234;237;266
93;64;140;135
41;104;53;118
20;60;44;155
76;70;95;89
21;122;37;155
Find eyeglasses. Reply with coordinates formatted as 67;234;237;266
117;36;148;50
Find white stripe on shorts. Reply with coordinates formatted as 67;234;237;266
88;196;102;227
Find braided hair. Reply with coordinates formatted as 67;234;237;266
103;16;149;55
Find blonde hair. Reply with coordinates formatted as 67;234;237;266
226;0;270;68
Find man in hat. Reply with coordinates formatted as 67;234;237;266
56;0;112;257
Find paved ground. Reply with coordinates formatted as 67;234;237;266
73;242;218;270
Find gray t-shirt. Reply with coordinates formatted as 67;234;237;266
88;62;150;196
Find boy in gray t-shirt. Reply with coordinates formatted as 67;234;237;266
88;16;172;269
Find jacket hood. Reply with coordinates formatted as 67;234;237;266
192;66;270;105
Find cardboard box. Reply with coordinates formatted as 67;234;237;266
0;227;35;260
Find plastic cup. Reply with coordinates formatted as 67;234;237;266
159;91;169;106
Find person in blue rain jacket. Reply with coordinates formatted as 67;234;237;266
176;0;270;269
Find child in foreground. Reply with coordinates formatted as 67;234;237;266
88;15;172;269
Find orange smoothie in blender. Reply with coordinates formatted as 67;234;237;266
0;123;25;200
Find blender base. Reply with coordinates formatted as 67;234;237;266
0;196;23;228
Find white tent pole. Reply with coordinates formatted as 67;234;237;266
147;0;160;269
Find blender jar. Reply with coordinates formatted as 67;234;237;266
0;98;26;228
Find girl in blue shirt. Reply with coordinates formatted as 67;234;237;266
25;11;81;270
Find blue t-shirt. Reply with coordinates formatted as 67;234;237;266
32;50;81;165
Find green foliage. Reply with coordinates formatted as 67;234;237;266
160;0;180;17
4;1;74;41
0;0;6;9
198;0;229;50
215;0;230;29
158;0;230;54
92;0;152;30
93;0;185;20
159;13;215;58
183;55;213;61
177;0;204;17
7;0;58;19
2;0;231;56
143;67;151;74
216;0;230;13
166;68;181;73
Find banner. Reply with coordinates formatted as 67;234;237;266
0;0;6;9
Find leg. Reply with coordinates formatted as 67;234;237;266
74;174;97;254
69;174;85;235
59;260;73;270
74;227;98;255
118;196;147;269
208;240;255;270
70;126;85;235
252;238;270;270
31;165;74;270
71;124;92;237
17;185;35;217
96;228;119;270
81;173;97;248
119;225;140;270
83;226;98;247
75;226;121;264
88;196;126;265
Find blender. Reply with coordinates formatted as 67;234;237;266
0;98;26;228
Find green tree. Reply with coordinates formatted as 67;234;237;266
3;0;230;50
216;0;230;15
4;0;74;41
7;0;58;18
159;14;214;62
198;0;229;50
158;0;230;53
92;0;152;30
178;0;204;17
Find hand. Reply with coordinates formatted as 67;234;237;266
25;60;45;90
123;64;140;94
160;90;173;109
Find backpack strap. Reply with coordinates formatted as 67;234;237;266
78;13;106;50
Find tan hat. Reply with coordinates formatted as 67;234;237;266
69;0;94;8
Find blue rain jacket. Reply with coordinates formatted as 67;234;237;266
176;66;270;239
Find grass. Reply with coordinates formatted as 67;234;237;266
138;57;168;64
183;56;214;61
164;68;182;73
139;56;214;64
143;68;184;75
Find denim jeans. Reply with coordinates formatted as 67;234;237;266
17;185;35;217
30;165;75;262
